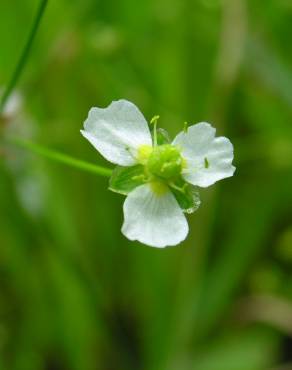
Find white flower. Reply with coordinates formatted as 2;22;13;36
81;99;235;248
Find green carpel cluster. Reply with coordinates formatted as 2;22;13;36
146;144;183;180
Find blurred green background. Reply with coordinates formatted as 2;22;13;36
1;0;292;369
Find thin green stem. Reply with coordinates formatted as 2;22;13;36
150;115;160;146
0;0;49;113
153;121;158;146
8;137;112;178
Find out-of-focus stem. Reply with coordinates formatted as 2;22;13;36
8;137;112;178
0;0;49;113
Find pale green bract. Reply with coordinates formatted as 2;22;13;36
81;99;235;248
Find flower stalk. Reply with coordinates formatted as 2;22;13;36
8;137;112;178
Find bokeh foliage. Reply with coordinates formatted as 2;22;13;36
1;0;292;369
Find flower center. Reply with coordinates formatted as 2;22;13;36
146;144;183;180
137;145;152;165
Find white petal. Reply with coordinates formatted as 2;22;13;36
122;184;188;248
81;100;152;166
173;122;235;187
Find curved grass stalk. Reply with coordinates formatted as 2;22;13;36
0;0;49;113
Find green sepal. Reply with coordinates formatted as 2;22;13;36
170;179;201;214
109;165;145;195
151;128;171;145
